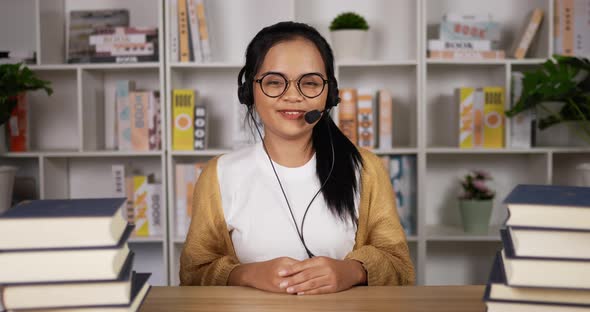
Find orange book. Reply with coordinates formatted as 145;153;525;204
177;0;191;62
512;9;544;59
8;93;28;152
429;50;505;60
338;89;358;144
357;89;376;149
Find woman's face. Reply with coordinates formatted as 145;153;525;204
253;37;328;142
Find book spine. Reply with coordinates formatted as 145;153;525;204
95;42;155;56
130;91;150;151
357;89;376;149
112;164;126;197
458;87;475;148
133;175;150;237
483;87;505;148
184;166;197;239
510;72;533;148
574;0;590;55
513;9;544;59
378;89;393;150
8;93;28;152
178;0;191;62
187;0;202;62
175;164;187;238
172;89;195;151
554;0;562;54
196;0;211;62
390;155;416;236
428;39;492;51
563;0;574;55
429;50;505;59
116;80;134;151
474;89;485;147
89;33;147;45
193;105;207;150
443;13;492;22
148;91;161;151
439;20;501;41
170;0;179;62
338;89;358;145
125;176;135;224
147;183;163;236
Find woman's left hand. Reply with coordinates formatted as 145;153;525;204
277;256;367;295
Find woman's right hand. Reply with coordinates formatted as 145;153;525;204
228;257;300;293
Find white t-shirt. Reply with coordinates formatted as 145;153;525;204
217;142;359;263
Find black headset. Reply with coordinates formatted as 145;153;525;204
237;65;338;258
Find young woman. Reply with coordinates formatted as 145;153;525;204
180;21;414;295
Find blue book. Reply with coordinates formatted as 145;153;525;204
503;184;590;230
484;252;590;309
500;229;590;289
1;252;135;310
0;198;128;250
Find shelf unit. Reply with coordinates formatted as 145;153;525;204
2;0;589;286
0;0;168;286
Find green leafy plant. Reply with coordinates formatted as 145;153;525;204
505;55;590;143
0;63;53;127
329;12;369;31
459;170;495;200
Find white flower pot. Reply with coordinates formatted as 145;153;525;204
578;163;590;187
330;30;368;61
0;166;17;215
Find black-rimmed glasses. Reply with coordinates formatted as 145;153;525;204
255;72;328;99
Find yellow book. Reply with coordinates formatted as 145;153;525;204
133;175;150;237
172;89;195;151
458;87;475;148
483;87;505;148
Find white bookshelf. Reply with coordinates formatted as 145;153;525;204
1;0;589;287
0;0;168;286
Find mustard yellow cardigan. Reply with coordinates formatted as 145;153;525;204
179;148;415;286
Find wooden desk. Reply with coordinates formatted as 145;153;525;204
140;285;486;312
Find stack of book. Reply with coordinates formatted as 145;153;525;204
169;0;212;63
67;9;158;64
0;198;151;311
429;13;504;60
484;184;590;311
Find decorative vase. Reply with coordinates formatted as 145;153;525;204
330;30;368;61
459;199;493;234
578;163;590;187
0;166;17;215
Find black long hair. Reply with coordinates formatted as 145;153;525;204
237;21;363;225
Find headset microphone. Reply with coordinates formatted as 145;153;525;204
304;109;326;124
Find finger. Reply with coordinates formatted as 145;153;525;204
279;268;325;290
284;276;329;294
297;285;335;296
278;257;320;277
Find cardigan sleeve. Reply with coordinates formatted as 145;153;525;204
179;157;241;286
344;151;416;286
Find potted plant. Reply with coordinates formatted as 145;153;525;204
505;55;590;146
458;170;495;234
0;62;52;214
329;12;370;60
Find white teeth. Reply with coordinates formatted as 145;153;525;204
282;111;301;115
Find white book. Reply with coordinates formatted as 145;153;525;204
170;0;179;62
357;88;376;149
428;39;492;51
443;12;493;22
175;164;188;238
187;0;203;62
112;164;126;198
195;0;211;62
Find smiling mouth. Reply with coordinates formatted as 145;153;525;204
278;110;306;120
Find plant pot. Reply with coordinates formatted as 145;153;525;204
534;102;590;147
459;199;493;234
578;163;590;187
330;30;368;61
0;166;17;215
